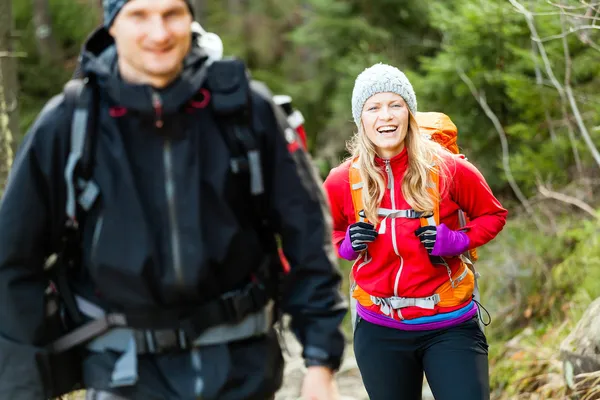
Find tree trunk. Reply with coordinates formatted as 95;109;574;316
0;0;17;189
0;67;13;192
32;0;63;62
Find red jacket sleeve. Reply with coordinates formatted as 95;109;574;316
323;163;352;256
447;155;508;249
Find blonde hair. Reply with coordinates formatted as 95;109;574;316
346;113;449;223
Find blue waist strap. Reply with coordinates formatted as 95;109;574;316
401;300;475;325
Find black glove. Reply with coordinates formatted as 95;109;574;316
415;225;437;254
347;222;378;252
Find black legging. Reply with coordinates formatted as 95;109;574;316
354;316;490;400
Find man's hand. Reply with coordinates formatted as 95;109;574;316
300;366;340;400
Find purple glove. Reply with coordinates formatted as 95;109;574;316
338;222;378;261
415;223;470;257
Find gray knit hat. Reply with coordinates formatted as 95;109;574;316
103;0;194;28
351;63;417;128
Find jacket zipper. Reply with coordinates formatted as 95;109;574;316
385;159;404;319
91;215;104;263
153;92;184;288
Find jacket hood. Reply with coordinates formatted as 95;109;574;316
78;27;210;114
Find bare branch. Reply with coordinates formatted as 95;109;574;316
457;68;545;232
547;1;600;10
561;8;584;175
538;202;559;234
525;10;600;18
592;4;600;27
526;4;583;174
564;83;600;166
509;0;566;99
510;0;600;170
531;40;559;143
537;182;600;219
580;39;600;53
535;25;600;43
0;51;26;58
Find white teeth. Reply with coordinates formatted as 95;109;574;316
377;126;397;133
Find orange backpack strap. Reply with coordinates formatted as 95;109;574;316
420;166;440;227
349;157;367;224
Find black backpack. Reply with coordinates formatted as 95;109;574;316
39;58;298;399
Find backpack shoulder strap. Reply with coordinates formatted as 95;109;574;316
420;167;440;227
57;78;99;326
206;58;264;194
64;79;85;115
63;79;99;222
205;58;273;233
349;157;366;223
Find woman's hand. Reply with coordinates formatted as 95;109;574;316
338;222;378;260
415;223;470;257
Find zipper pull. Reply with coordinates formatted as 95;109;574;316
384;160;392;189
152;92;164;128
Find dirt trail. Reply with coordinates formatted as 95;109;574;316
275;326;435;400
275;327;369;400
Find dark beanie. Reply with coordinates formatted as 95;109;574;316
103;0;194;28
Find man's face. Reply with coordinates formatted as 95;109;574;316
109;0;193;85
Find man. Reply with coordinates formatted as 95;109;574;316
0;0;346;399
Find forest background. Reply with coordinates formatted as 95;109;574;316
0;0;599;398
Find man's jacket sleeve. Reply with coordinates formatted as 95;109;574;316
0;95;67;398
252;91;347;369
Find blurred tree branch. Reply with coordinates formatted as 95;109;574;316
0;51;26;58
560;6;584;176
510;0;600;170
537;180;599;219
458;67;545;232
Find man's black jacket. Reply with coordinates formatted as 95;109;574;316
0;28;346;397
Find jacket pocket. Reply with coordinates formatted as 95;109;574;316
0;334;48;399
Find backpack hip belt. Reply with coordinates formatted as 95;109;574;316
352;262;473;315
49;263;274;357
47;283;274;389
79;297;274;354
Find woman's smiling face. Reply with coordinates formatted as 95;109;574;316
361;92;409;159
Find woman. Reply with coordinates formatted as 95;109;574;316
323;63;507;400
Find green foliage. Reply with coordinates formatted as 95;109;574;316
478;211;600;397
12;0;100;135
553;217;600;300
